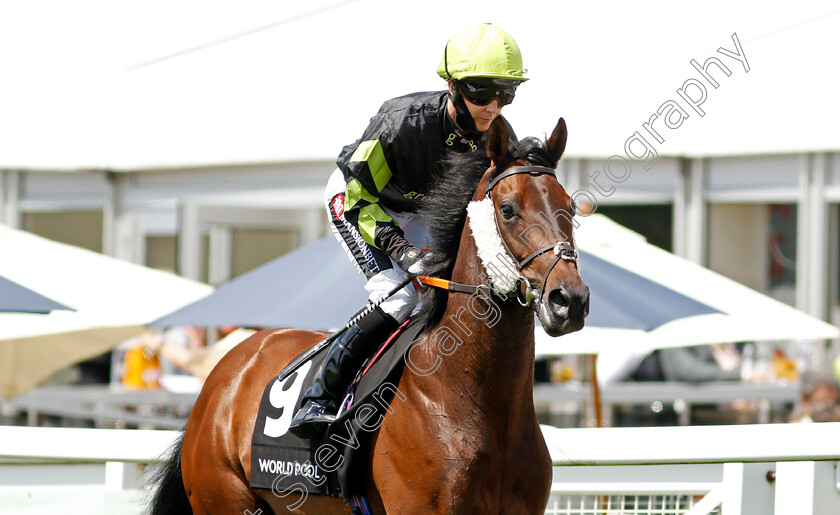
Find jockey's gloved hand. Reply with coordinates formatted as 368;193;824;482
397;246;434;275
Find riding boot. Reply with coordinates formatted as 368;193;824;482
289;306;399;439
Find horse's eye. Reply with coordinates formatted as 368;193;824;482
499;203;516;220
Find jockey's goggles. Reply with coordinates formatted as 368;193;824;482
459;79;517;107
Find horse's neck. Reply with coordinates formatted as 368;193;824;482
423;232;537;411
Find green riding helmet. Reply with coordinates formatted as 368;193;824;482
437;23;528;85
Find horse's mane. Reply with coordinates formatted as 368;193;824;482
414;135;560;327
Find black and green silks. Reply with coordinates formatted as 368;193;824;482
335;90;516;261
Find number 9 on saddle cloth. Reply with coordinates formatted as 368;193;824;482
253;169;434;498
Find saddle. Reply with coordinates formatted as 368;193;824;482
249;318;425;500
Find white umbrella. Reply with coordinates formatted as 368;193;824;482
537;215;839;390
0;225;212;399
536;215;839;357
535;215;839;425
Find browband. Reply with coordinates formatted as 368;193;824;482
484;165;557;195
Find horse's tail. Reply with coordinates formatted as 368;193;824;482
146;431;192;515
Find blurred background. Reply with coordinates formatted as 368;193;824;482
4;2;840;513
1;0;839;431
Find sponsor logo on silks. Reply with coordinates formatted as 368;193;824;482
362;244;379;273
445;132;477;152
331;193;345;218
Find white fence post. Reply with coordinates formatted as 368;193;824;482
719;462;775;515
105;461;141;491
776;461;815;515
776;461;840;515
720;463;745;515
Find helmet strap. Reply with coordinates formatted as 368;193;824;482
449;81;481;137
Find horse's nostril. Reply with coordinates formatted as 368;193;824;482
547;287;570;313
583;288;591;317
547;286;589;322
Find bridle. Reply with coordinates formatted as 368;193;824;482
484;165;579;307
419;164;579;310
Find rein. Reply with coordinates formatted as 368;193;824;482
421;165;579;309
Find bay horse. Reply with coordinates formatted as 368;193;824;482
148;116;589;514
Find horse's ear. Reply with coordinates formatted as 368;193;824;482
486;117;509;166
547;117;568;162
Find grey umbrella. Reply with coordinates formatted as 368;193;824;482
580;251;720;331
151;235;720;331
0;275;74;314
152;236;367;330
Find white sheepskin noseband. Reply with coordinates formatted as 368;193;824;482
466;198;521;295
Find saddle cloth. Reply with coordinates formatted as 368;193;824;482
249;319;425;499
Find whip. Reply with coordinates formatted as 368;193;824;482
275;274;417;381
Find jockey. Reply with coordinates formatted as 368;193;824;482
289;23;528;439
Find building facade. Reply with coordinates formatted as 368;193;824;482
2;150;838;329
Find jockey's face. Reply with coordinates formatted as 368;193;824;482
463;95;501;132
447;82;502;132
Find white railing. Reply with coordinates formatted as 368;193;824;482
542;423;840;515
2;424;840;514
0;426;178;515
